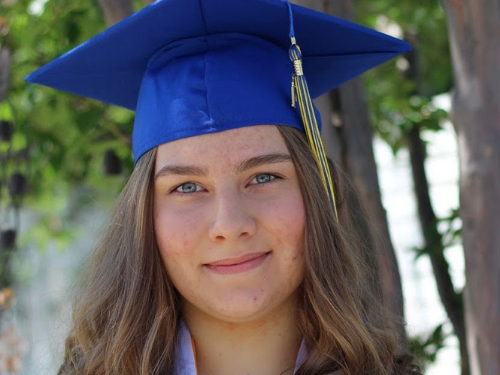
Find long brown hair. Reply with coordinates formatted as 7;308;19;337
59;148;179;375
58;126;420;375
278;126;420;375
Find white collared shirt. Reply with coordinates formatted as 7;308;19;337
173;321;307;375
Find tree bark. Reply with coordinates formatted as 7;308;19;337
407;125;469;375
0;47;11;102
440;1;500;375
404;31;469;375
292;0;407;343
332;74;406;344
324;1;406;343
96;0;134;26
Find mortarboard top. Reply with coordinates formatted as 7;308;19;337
25;0;410;164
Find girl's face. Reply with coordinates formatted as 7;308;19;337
153;125;305;323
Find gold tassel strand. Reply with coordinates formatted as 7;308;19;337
289;41;339;220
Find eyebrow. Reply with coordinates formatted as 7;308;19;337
155;152;292;180
235;152;292;173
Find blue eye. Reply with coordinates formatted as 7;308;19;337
251;173;276;184
175;182;201;193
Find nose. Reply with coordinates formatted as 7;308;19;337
208;188;257;242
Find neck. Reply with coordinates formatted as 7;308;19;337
182;295;302;375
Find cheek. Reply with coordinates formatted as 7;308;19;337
263;190;306;272
154;205;201;260
275;192;306;244
154;209;200;292
284;197;306;273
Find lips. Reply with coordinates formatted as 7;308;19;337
204;251;271;275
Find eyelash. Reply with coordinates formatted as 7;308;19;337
170;173;281;194
172;182;203;194
250;173;278;185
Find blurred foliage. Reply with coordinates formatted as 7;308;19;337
412;207;462;260
409;323;449;371
356;0;452;153
439;207;462;249
2;0;135;195
1;0;136;255
355;0;461;366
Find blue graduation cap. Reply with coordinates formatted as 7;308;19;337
26;0;410;218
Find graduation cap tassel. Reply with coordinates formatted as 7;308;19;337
289;39;339;220
282;0;338;219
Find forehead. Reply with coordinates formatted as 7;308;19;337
154;125;289;170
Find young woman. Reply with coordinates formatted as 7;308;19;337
27;0;421;374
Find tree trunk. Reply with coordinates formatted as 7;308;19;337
440;1;500;375
96;0;134;26
0;47;11;102
325;1;406;343
407;125;469;375
333;74;407;344
292;0;407;343
404;32;469;375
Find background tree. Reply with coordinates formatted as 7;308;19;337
440;1;500;375
355;0;471;373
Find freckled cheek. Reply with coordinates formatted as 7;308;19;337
154;211;201;289
275;196;306;244
154;207;205;258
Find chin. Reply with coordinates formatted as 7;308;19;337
209;295;273;322
192;287;300;325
